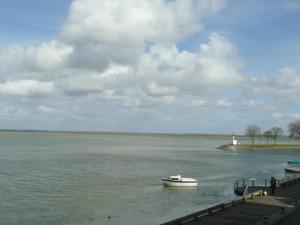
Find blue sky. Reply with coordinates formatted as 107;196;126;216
0;0;300;134
0;0;71;45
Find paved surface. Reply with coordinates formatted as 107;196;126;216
274;207;300;225
161;181;300;225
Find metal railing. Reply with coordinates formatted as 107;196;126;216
234;178;269;190
234;176;300;190
242;185;249;196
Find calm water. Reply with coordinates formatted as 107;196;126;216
0;133;300;225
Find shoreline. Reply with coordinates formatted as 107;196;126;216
0;129;234;137
218;144;300;151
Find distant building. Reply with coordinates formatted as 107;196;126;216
232;133;238;145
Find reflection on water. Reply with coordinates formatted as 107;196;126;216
0;133;300;225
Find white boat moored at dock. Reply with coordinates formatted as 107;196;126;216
285;160;300;173
285;167;300;173
161;175;198;187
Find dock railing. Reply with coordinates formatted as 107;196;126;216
235;176;300;189
234;178;268;189
234;176;300;196
242;185;249;196
234;178;269;196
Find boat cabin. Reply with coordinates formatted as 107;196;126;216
169;175;182;181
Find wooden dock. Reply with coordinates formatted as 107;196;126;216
233;178;276;196
160;177;300;225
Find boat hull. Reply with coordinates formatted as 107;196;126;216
161;179;198;187
285;167;300;173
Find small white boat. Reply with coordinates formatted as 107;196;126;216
161;175;198;187
285;167;300;173
285;160;300;173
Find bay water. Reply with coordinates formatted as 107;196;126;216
0;133;299;225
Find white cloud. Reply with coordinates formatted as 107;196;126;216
243;100;257;107
272;112;283;119
248;67;300;101
190;99;207;106
38;105;56;113
0;106;28;117
0;41;72;73
61;64;132;96
0;0;233;108
60;0;226;44
290;113;300;119
58;0;227;71
284;2;300;12
216;99;234;107
138;33;243;99
1;0;252;132
53;33;243;108
146;82;178;97
0;80;55;97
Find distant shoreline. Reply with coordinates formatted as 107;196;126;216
218;144;300;151
0;129;235;137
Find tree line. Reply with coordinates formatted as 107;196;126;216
245;120;300;145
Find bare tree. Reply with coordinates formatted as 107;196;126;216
289;120;300;137
271;127;283;144
246;125;261;145
263;130;273;144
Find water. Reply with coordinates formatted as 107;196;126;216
0;133;300;225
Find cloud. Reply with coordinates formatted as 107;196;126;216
248;67;300;101
146;82;178;97
0;106;28;117
0;80;55;97
2;0;254;132
0;41;73;73
38;105;56;113
61;64;132;96
138;33;243;99
216;99;234;107
58;0;227;71
57;33;243;109
272;112;283;119
284;2;300;12
60;0;226;44
0;0;232;107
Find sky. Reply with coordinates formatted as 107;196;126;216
1;0;300;134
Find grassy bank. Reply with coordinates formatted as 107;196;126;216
219;144;300;150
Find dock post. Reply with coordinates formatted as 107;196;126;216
265;179;267;187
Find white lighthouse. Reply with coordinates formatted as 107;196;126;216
232;133;238;145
